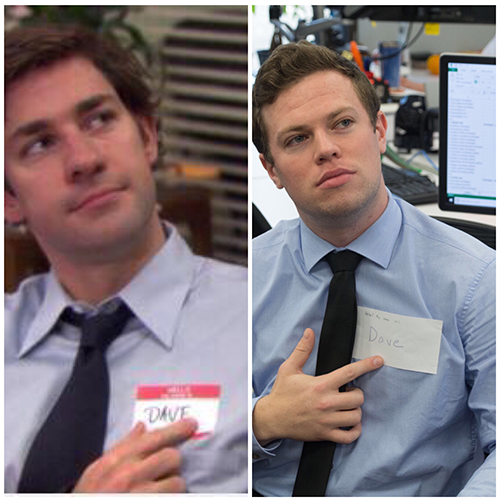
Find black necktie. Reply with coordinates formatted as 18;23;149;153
18;302;133;493
293;250;363;497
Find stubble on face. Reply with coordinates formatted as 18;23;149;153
261;71;388;244
4;57;164;268
297;169;385;232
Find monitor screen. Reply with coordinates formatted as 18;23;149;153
439;54;496;215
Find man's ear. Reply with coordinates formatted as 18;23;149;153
259;153;284;190
5;189;25;224
376;111;388;155
136;116;158;166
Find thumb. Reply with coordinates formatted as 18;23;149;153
283;328;315;374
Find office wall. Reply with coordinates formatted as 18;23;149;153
130;6;249;266
358;19;495;54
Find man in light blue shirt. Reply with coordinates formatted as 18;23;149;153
252;41;495;496
5;25;247;493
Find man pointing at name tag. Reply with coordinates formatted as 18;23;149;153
5;25;247;493
252;41;495;497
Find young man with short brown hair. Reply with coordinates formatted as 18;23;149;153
252;41;495;497
5;25;247;494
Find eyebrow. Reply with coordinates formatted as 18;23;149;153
276;106;358;142
75;93;115;115
8;93;117;141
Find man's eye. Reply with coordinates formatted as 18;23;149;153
337;118;353;129
22;136;56;157
85;110;116;130
289;135;306;146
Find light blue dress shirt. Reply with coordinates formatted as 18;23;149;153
5;225;248;493
253;192;495;496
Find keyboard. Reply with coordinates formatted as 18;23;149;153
382;163;438;205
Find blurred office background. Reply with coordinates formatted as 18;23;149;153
5;5;248;292
252;6;495;75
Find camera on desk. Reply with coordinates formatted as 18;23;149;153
394;95;438;153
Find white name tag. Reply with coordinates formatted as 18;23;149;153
134;384;221;439
353;306;443;374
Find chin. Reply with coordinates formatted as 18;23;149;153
76;212;157;258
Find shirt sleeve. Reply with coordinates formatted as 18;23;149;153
458;257;496;496
458;450;495;497
252;396;283;461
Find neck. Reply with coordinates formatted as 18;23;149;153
51;216;166;306
301;189;389;248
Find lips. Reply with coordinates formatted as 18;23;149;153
71;186;125;212
317;168;355;188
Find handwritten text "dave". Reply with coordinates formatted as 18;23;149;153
144;405;191;424
369;327;404;348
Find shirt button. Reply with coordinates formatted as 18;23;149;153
253;453;260;460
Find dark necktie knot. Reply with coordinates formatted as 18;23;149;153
325;250;363;274
61;302;132;351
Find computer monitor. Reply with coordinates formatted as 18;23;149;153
439;53;496;215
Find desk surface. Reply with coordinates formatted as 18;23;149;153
252;144;496;229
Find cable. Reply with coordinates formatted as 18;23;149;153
383;145;422;174
372;23;425;62
407;150;439;172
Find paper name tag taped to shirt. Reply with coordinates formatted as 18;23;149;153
353;307;443;374
134;384;221;438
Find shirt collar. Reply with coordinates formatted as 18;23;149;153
18;223;197;357
301;190;402;273
19;272;76;357
120;223;197;350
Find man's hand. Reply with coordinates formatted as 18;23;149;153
253;328;384;446
73;419;197;493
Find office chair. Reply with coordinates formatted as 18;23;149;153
431;216;496;250
253;203;272;238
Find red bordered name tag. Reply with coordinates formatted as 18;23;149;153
133;384;221;439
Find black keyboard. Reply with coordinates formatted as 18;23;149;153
382;163;438;205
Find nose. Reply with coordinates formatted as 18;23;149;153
313;130;342;164
63;131;105;183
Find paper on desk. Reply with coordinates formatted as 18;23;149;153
353;306;443;374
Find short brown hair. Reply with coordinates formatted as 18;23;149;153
253;41;380;163
5;24;156;120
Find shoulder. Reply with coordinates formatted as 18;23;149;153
190;256;247;301
396;198;495;267
253;218;301;255
5;273;49;318
193;255;247;283
5;273;50;353
184;257;247;345
252;219;305;299
157;224;247;299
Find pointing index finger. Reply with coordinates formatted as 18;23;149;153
123;419;199;459
324;356;384;389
